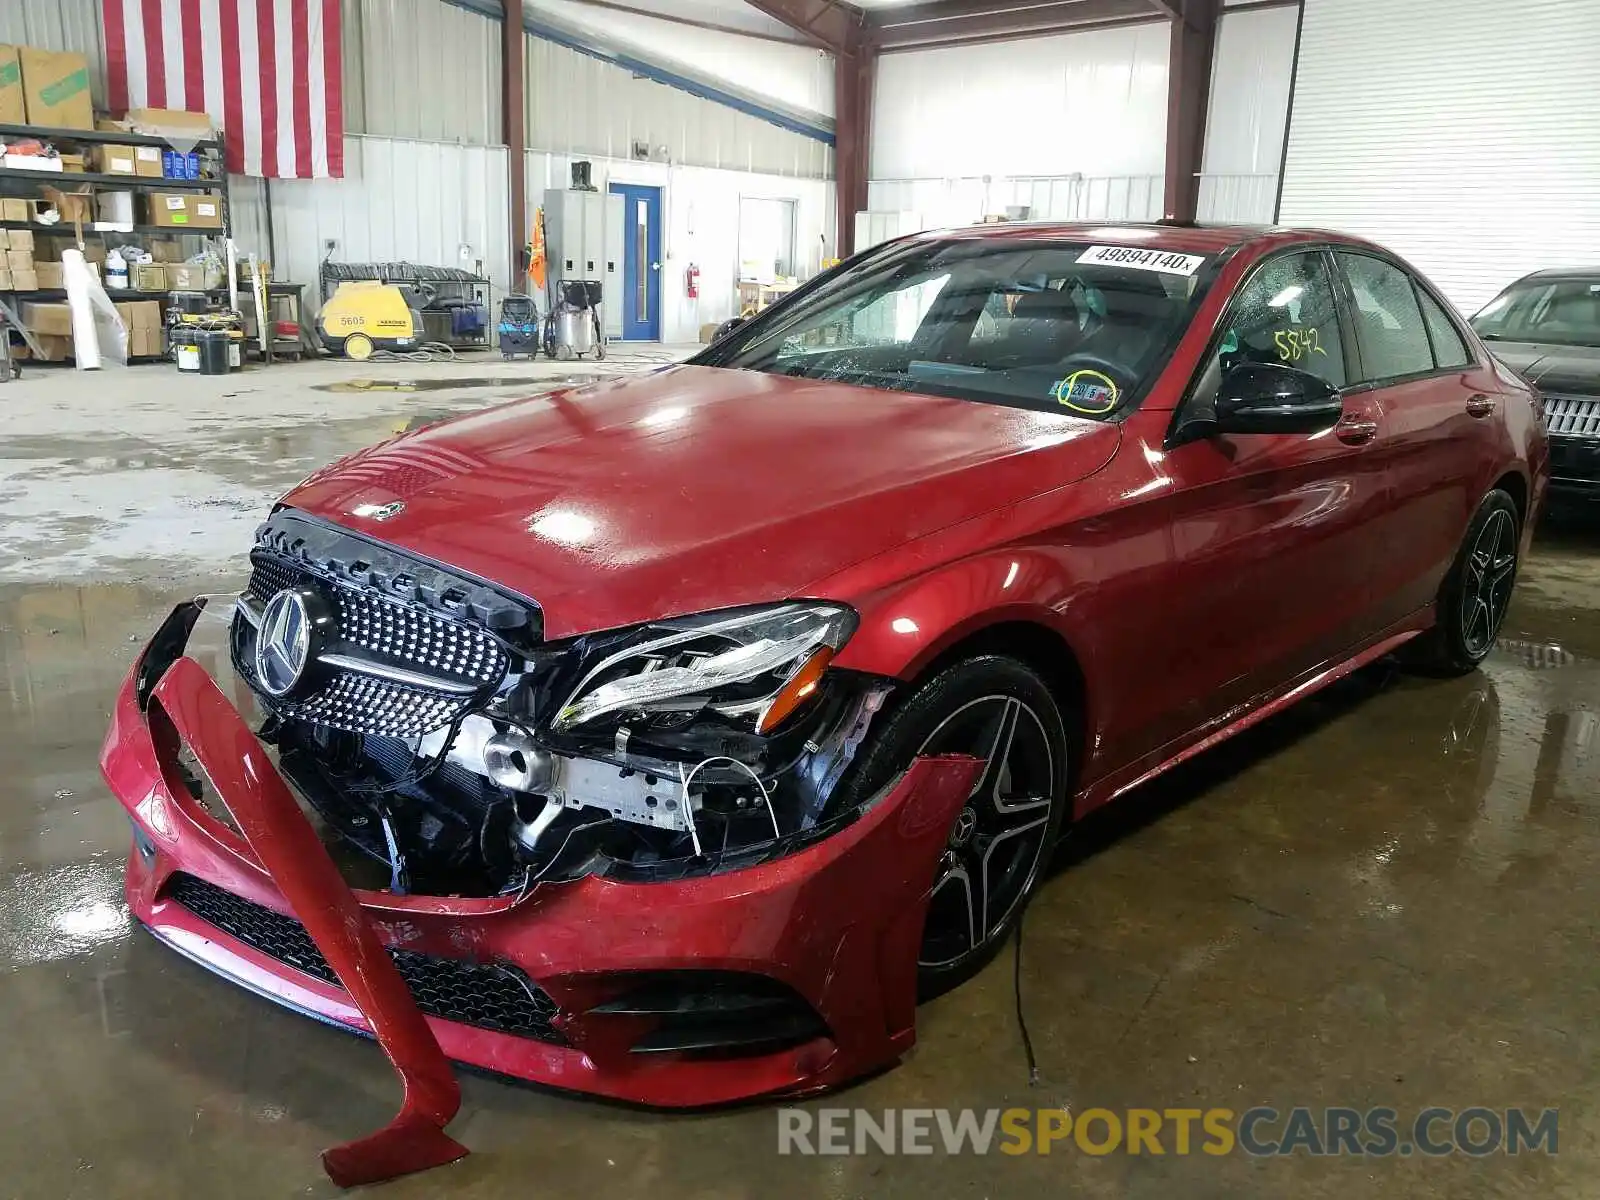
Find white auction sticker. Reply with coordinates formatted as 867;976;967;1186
1077;245;1207;276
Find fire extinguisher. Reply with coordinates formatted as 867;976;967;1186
686;263;701;300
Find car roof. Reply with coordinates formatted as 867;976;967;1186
1511;268;1600;285
924;220;1366;257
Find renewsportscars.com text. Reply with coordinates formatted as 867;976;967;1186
777;1106;1559;1158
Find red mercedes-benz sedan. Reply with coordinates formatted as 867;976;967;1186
104;223;1548;1113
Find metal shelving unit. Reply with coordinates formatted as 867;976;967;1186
2;121;236;363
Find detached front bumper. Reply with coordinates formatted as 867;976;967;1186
102;603;977;1108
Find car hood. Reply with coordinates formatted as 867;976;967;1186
1488;342;1600;394
283;365;1119;638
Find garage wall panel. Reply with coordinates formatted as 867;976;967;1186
1278;0;1600;310
526;36;833;179
524;0;834;118
871;23;1170;181
234;135;512;301
0;0;105;109
1198;2;1298;224
348;0;502;144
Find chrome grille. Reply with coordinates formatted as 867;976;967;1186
288;671;468;737
238;550;511;738
1544;394;1600;438
333;588;500;684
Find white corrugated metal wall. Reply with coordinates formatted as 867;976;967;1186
864;23;1170;235
871;24;1172;182
1279;0;1600;311
244;137;512;302
524;35;832;180
1198;2;1299;224
346;0;503;143
524;0;835;119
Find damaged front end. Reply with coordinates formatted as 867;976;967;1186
229;509;893;899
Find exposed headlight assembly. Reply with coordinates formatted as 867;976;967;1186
553;602;857;735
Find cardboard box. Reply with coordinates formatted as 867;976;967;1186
0;45;24;124
0;230;7;251
6;248;33;272
2;153;61;172
191;195;222;228
20;48;94;130
1;198;28;222
10;267;36;291
124;107;215;142
145;191;225;230
42;185;92;226
59;153;86;173
91;145;140;176
0;269;12;291
24;303;74;337
130;300;162;329
132;325;164;357
167;262;220;290
131;262;167;291
31;334;73;362
8;229;33;254
135;145;164;178
148;240;183;263
33;261;63;290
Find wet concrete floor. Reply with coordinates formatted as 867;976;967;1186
3;363;1600;1196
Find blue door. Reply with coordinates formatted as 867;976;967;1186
611;183;662;340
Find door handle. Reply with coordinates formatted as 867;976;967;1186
1335;418;1379;446
1465;393;1495;418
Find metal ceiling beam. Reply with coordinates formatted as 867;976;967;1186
1145;0;1182;19
502;0;527;288
866;0;1163;52
1162;0;1220;221
741;0;865;54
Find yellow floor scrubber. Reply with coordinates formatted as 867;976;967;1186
316;281;425;360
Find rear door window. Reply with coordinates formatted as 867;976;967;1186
1417;288;1471;369
1338;253;1437;382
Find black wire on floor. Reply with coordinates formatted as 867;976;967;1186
1013;901;1041;1087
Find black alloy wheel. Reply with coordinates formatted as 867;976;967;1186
1460;505;1518;658
915;693;1059;975
1408;488;1522;676
829;656;1070;995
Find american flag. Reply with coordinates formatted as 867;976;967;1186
101;0;345;179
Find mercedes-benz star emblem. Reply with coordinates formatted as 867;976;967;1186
255;588;317;697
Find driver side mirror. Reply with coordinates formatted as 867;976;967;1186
1214;362;1344;435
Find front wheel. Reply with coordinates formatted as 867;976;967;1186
1408;488;1521;675
831;656;1070;997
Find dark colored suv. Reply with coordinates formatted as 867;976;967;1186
1473;270;1600;499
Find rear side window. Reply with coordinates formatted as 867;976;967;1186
1417;288;1471;369
1338;253;1435;381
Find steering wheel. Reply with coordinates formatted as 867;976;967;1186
1049;354;1131;416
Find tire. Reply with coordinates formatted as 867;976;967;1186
832;656;1070;997
1407;488;1521;675
343;332;374;361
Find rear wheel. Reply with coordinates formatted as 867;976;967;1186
1408;488;1520;675
832;656;1069;997
343;332;374;361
